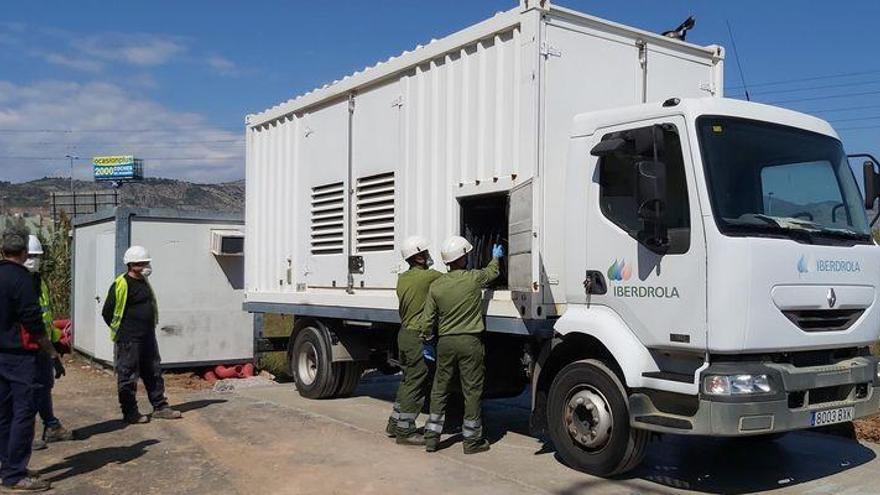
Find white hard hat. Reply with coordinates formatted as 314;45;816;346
27;235;43;255
440;235;473;264
123;245;151;264
401;235;430;260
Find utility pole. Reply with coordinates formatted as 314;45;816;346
65;154;79;195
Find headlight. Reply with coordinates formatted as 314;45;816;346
703;374;772;396
876;362;880;379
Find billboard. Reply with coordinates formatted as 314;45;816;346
93;155;144;182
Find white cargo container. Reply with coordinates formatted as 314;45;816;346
245;0;880;476
245;0;723;321
73;208;251;367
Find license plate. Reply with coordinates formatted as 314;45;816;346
811;407;854;427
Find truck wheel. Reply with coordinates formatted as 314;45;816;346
290;322;337;399
334;362;364;398
547;359;649;477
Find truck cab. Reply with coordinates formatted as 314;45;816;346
541;96;880;475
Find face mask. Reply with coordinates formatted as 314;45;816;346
141;266;153;278
425;255;434;268
23;258;40;273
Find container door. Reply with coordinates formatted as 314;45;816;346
584;117;707;351
541;20;643;305
509;179;541;319
302;98;351;289
72;229;94;355
94;231;115;362
508;179;534;292
350;81;401;289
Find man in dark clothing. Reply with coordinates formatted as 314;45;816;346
25;235;73;451
101;245;181;424
0;227;63;491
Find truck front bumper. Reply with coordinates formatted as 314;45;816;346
630;355;880;436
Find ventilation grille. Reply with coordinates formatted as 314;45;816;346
355;172;395;252
311;181;345;255
782;308;865;332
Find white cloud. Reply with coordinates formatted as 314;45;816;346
72;35;186;66
39;52;104;73
0;80;244;183
206;55;237;74
0;23;188;72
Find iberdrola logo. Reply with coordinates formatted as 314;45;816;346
797;254;809;274
607;259;632;282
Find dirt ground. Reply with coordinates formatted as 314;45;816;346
854;414;880;442
29;354;880;494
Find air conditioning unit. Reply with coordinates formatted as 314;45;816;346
211;229;244;256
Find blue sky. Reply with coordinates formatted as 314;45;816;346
1;0;879;183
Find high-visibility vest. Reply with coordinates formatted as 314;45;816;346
108;274;158;342
37;280;61;343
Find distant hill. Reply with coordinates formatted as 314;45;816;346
0;177;244;217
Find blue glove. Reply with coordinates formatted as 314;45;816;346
492;244;504;258
422;342;436;362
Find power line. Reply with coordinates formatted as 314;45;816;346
728;79;880;97
728;69;880;90
19;143;245;151
0;126;241;133
837;124;880;132
25;139;244;146
0;156;242;161
828;115;880;124
806;103;880;114
766;89;880;105
726;20;751;101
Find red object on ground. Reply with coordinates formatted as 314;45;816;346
214;365;243;379
202;370;218;382
213;364;254;379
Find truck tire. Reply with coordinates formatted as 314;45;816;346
547;359;649;477
290;322;338;399
334;362;364;398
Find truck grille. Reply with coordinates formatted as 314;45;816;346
788;384;857;409
781;308;864;332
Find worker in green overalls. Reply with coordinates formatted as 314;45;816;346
26;235;73;449
385;235;441;446
419;235;501;454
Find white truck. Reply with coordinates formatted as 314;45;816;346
244;0;880;475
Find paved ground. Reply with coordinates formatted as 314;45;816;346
32;355;880;494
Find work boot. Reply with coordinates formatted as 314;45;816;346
151;407;182;420
43;424;73;443
0;476;51;492
396;432;426;446
30;439;46;451
124;413;150;425
425;436;439;453
385;417;396;437
463;439;491;455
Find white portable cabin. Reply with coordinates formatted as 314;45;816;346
244;1;724;332
72;208;252;366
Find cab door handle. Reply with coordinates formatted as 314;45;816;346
583;271;607;295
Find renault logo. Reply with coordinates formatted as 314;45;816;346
827;288;837;308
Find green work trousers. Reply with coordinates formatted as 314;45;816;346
425;334;485;446
391;329;431;436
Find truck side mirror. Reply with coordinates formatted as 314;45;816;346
590;137;631;157
636;160;668;249
864;160;879;210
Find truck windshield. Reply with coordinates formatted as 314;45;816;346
697;116;871;245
